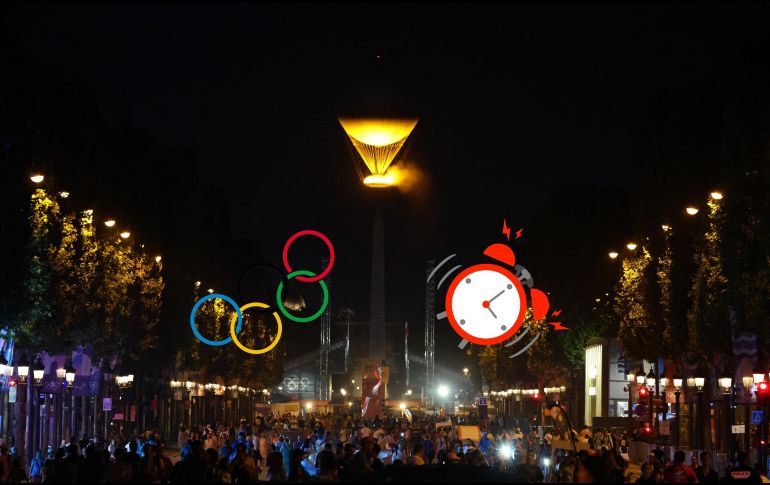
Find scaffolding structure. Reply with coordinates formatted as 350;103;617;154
318;258;332;401
424;259;436;405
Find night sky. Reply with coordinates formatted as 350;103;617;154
7;2;770;364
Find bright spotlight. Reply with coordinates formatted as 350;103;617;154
437;385;450;398
399;402;406;410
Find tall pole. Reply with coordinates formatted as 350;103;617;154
674;389;681;447
369;208;386;363
697;389;705;450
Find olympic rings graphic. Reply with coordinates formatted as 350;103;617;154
229;302;282;354
282;230;334;283
189;230;334;354
190;293;243;346
276;270;329;323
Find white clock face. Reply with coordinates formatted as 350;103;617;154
446;264;526;345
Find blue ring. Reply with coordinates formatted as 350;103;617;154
189;293;243;346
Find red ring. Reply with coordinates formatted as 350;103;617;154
282;230;335;283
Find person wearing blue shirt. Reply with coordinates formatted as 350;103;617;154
479;432;492;456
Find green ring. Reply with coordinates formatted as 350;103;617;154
276;270;329;323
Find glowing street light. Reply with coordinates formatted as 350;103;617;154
30;174;44;184
59;191;70;198
710;192;723;200
155;255;162;263
120;231;131;239
340;388;347;396
626;243;638;251
661;225;671;232
104;219;116;228
305;402;313;410
399;402;406;410
207;289;214;294
686;207;699;216
406;389;412;395
608;251;619;259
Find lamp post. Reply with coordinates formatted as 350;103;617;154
720;377;733;454
32;357;45;455
101;360;113;443
646;368;656;442
742;375;754;452
17;353;29;460
673;374;683;447
695;375;705;450
0;353;11;439
660;376;669;444
626;369;636;419
117;366;135;436
754;372;767;465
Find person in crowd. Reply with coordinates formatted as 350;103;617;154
725;451;762;483
695;450;719;483
29;449;44;483
267;443;285;481
410;443;426;466
664;450;699;483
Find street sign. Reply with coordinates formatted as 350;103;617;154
732;425;746;434
477;396;487;406
752;411;764;425
103;398;112;411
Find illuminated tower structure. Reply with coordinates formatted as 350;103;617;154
339;118;417;364
318;258;332;401
369;210;386;362
424;259;436;405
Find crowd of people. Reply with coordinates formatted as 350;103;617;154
0;411;768;482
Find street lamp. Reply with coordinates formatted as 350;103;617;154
694;374;705;449
626;243;638;251
119;231;131;239
30;174;45;184
65;361;76;388
710;192;723;200
720;377;733;454
17;355;30;384
32;357;45;386
673;374;683;447
646;367;656;440
104;219;116;228
608;251;619;259
686;207;699;216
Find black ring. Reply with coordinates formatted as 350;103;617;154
236;262;290;314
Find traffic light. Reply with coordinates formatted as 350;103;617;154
638;387;648;398
644;424;652;435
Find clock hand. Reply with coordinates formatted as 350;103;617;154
487;307;497;319
488;289;505;303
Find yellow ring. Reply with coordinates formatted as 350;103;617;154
229;302;282;355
